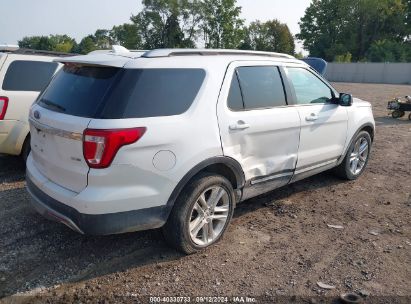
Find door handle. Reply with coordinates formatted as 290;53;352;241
229;120;250;131
305;113;319;121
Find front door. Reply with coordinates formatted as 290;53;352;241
217;62;301;200
284;67;348;180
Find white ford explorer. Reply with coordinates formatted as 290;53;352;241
26;48;375;254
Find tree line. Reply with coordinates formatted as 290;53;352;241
18;0;296;56
17;0;410;62
298;0;411;62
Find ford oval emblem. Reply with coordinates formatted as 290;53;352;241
34;110;41;120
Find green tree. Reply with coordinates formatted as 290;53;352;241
18;35;53;51
406;0;411;36
334;52;352;62
93;29;114;49
297;0;409;61
49;35;77;53
74;35;97;54
19;35;76;52
366;39;410;62
111;23;143;49
240;20;295;54
297;0;351;61
354;0;408;59
130;0;201;49
19;36;42;49
72;30;113;54
200;0;244;49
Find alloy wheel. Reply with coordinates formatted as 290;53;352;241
189;186;230;246
349;136;369;175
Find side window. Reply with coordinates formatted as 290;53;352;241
101;68;206;119
237;66;287;110
227;73;244;111
286;67;333;104
2;60;58;92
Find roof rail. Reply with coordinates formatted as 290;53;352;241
7;48;72;57
142;48;295;59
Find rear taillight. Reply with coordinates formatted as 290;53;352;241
83;128;146;169
0;97;9;120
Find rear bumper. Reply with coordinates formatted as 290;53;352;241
26;176;168;235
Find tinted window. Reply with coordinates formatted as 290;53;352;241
38;66;205;119
102;69;205;119
38;65;120;117
286;67;333;104
227;73;244;111
2;60;58;91
236;66;286;110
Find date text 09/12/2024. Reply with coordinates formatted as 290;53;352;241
149;296;257;303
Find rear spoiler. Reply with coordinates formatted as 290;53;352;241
301;57;327;76
54;45;143;68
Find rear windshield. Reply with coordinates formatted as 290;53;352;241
37;65;206;119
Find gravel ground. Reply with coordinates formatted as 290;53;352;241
0;83;410;304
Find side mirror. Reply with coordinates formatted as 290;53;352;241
339;93;353;106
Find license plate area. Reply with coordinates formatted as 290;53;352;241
31;127;47;154
29;120;49;176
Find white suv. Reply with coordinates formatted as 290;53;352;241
26;48;375;254
0;46;62;160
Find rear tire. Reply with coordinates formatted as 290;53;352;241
392;110;404;119
334;131;372;180
21;135;31;163
163;173;235;254
408;113;411;121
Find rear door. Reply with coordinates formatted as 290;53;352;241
217;61;301;199
29;64;121;193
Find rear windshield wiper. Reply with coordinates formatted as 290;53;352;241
39;98;66;113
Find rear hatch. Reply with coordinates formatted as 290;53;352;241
30;60;206;193
30;64;122;193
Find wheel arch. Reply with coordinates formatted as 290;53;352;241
163;156;245;220
360;124;374;142
337;122;375;165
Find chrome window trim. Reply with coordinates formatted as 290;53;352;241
29;118;83;141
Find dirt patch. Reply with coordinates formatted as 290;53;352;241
0;83;410;303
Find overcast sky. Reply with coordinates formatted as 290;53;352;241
0;0;311;52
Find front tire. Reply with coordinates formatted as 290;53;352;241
334;131;372;180
163;173;235;254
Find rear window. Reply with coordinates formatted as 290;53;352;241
236;66;287;109
37;65;206;119
227;73;244;111
2;60;58;91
